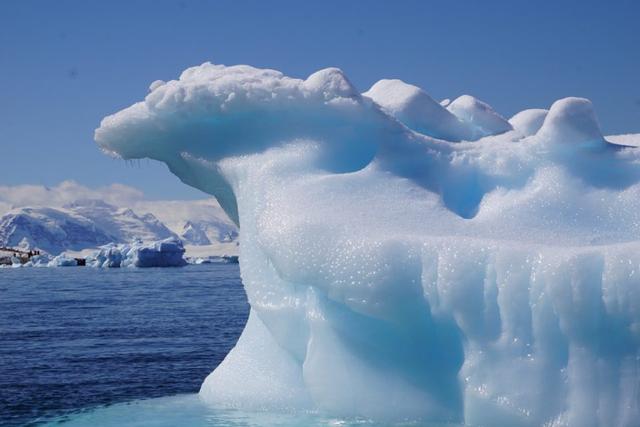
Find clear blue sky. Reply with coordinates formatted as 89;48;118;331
1;0;639;199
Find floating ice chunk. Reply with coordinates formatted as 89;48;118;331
187;255;238;265
87;238;187;268
47;254;78;267
22;254;52;267
364;79;472;141
447;94;513;138
124;237;187;267
509;108;548;136
87;243;124;268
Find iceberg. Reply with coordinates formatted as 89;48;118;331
87;237;187;268
95;63;640;426
87;243;124;268
125;237;187;267
21;253;52;267
509;108;548;137
47;254;78;267
2;237;187;268
187;255;239;265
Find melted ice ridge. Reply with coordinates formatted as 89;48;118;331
95;63;640;427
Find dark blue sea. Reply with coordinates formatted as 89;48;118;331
0;264;249;426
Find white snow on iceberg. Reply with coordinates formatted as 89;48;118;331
363;79;472;141
47;254;78;267
509;108;548;137
87;237;187;268
95;62;640;427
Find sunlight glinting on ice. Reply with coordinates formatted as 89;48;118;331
95;63;640;426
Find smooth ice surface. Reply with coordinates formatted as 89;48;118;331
47;254;78;267
96;63;640;426
607;133;640;148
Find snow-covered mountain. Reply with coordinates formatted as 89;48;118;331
0;183;239;256
0;207;114;254
64;199;175;243
136;199;238;246
0;202;176;255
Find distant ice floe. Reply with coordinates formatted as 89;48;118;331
0;197;238;256
87;237;187;268
48;254;78;267
187;255;239;265
95;62;640;426
3;237;188;268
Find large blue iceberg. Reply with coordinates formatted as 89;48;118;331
95;63;640;426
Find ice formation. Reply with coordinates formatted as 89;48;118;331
509;108;548;137
0;185;239;256
47;254;78;267
6;237;187;268
95;63;640;426
87;237;187;268
19;254;51;267
363;79;472;141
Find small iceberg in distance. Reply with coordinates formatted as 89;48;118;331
48;254;78;267
188;255;239;265
95;62;640;426
87;237;187;268
2;237;189;268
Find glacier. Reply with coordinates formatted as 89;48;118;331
94;62;640;426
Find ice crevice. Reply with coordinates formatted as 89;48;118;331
95;62;640;426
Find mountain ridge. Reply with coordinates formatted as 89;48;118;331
0;197;238;256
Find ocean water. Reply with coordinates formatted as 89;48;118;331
0;264;248;426
43;394;450;427
2;264;464;427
